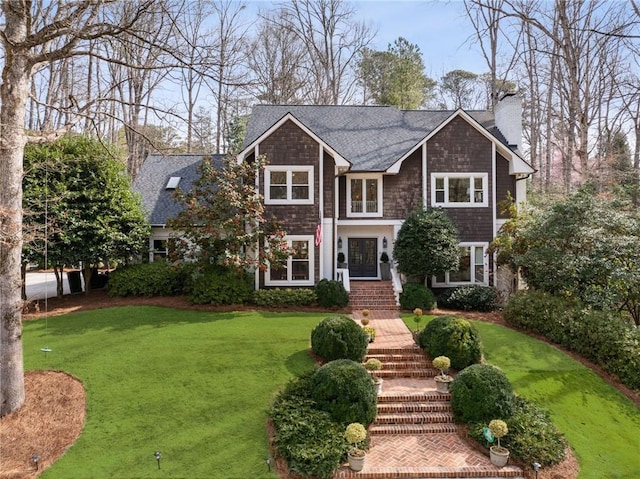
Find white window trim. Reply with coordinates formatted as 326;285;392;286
265;235;315;286
265;165;314;205
346;174;383;217
431;172;488;207
432;242;489;286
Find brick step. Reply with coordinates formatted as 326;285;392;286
335;466;524;479
376;369;436;379
368;423;457;435
377;401;452;414
369;360;432;370
375;411;454;425
350;302;398;309
366;354;429;364
377;391;451;403
367;346;423;355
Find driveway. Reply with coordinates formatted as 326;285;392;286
25;271;84;300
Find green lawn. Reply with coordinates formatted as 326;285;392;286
402;314;640;479
24;307;325;479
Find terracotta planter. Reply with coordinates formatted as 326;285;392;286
348;451;365;471
489;446;510;467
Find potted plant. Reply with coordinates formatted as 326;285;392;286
360;309;370;326
379;251;391;280
412;308;423;343
364;358;383;394
432;355;454;393
337;252;347;268
488;419;510;467
344;423;367;471
363;326;376;343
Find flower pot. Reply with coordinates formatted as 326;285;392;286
373;377;383;394
348;451;365;471
434;376;453;393
489;446;510;467
380;262;391;280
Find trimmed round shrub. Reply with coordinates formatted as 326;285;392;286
450;364;516;423
315;279;349;308
437;285;499;312
311;315;368;362
399;283;436;311
107;262;188;297
187;266;253;305
310;359;377;425
417;315;483;370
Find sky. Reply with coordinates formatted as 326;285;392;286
245;0;487;78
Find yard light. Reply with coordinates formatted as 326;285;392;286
154;451;162;469
32;454;40;470
265;456;272;472
533;461;541;479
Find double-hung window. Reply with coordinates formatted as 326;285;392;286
347;175;382;217
433;243;488;286
265;166;314;204
266;236;314;286
431;173;488;207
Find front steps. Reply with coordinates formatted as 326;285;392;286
333;343;525;479
349;281;398;310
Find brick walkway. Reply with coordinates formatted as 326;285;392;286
333;309;525;479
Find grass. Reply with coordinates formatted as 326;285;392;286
402;314;640;479
24;307;326;479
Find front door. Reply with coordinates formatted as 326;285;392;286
348;238;377;278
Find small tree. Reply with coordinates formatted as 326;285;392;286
393;208;459;283
168;154;289;273
23;136;150;296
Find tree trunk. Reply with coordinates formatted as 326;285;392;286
0;15;30;415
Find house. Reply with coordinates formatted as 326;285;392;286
134;94;534;295
238;94;533;292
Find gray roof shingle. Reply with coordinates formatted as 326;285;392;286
243;105;501;171
133;154;224;225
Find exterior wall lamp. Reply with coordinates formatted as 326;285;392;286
382;237;388;249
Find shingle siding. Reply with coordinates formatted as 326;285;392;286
496;153;516;219
427;116;494;244
384;149;423;218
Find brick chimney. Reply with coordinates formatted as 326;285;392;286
494;92;522;152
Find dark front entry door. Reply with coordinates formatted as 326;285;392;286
348;238;377;278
